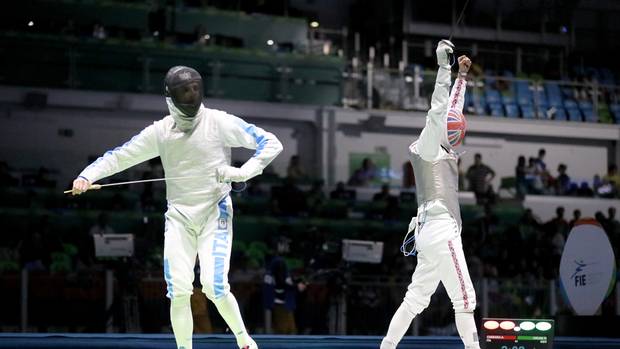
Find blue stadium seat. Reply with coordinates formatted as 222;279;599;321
488;103;504;117
516;81;532;105
608;103;620;114
578;101;596;123
532;89;548;106
485;89;501;104
567;108;583;122
544;82;563;107
502;94;516;104
505;103;519;118
552;107;567;121
563;99;578;109
520;105;535;119
582;108;598;123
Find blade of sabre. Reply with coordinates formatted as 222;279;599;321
449;0;471;42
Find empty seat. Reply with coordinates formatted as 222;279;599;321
567;108;583;122
505;104;519;118
520;105;535;119
488;103;504;117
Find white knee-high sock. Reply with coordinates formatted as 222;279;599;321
212;293;254;348
170;295;193;349
381;303;417;349
455;312;480;349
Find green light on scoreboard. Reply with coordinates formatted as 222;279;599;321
517;336;548;342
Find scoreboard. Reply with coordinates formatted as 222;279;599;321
481;318;554;349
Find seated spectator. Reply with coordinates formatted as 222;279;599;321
604;164;620;195
372;184;395;203
593;174;602;194
466;153;496;205
330;181;355;201
515;155;527;198
554;164;571;195
306;180;326;215
89;213;115;236
286;155;306;181
348;158;376;187
382;196;400;221
272;177;307;217
525;157;543;194
577;181;594;197
597;178;617;198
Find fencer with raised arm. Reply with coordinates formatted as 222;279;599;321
381;42;480;349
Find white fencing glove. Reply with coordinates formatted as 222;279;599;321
216;158;263;183
215;166;245;183
436;39;454;69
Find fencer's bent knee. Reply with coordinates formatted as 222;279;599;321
403;289;432;314
170;294;191;308
202;282;231;301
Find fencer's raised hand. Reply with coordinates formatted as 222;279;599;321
215;166;244;183
458;55;472;76
436;40;454;68
72;176;91;195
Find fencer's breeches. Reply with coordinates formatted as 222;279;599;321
403;217;476;314
164;195;233;301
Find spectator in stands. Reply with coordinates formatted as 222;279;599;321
330;181;355;201
515;155;527;199
372;184;394;203
263;248;298;334
577;181;594;197
92;21;107;40
382;196;401;221
545;206;569;237
466;153;496;205
402;161;415;189
593;174;603;194
348;158;376;186
535;148;547;174
246;177;267;197
272;177;307;216
89;212;115;236
554;164;571;195
597;178;617;198
306;180;326;216
525;157;543;194
604;164;620;195
476;204;499;241
608;207;620;257
569;209;581;228
550;223;566;276
287;155;306;181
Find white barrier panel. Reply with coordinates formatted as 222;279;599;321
559;220;616;315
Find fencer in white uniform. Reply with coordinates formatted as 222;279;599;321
72;66;283;349
380;42;480;349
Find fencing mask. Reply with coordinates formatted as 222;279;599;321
164;66;203;118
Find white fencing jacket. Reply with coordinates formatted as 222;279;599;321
408;67;467;228
79;104;283;224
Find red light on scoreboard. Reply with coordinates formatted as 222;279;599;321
500;321;515;330
484;320;500;330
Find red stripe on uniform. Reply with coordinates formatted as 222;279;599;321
450;78;464;109
448;240;469;309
